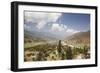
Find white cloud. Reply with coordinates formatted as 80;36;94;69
51;23;79;33
66;29;79;34
24;11;79;37
25;11;62;29
36;21;46;29
51;23;65;32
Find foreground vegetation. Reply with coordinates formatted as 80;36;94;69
24;40;90;62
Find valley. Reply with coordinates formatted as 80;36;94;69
24;30;90;62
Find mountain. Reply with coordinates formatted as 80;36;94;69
65;31;90;45
24;30;46;43
24;30;59;43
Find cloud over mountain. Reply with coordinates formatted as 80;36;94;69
24;11;81;39
25;11;62;29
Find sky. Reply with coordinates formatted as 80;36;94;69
24;11;90;39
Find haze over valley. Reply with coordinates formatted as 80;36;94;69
24;11;90;62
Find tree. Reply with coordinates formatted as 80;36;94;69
65;46;73;59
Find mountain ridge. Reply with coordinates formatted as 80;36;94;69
64;31;90;45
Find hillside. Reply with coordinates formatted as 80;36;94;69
24;30;59;43
24;30;46;43
65;31;90;46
